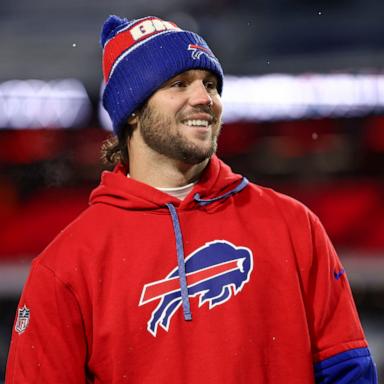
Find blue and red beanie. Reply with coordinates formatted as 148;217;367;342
101;15;224;136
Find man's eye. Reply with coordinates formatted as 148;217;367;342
205;81;218;91
170;81;186;88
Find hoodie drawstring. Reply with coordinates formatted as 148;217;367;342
166;177;249;322
166;203;192;321
194;177;249;206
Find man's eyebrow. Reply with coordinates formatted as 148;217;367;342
162;72;217;87
164;74;185;84
205;75;218;82
159;76;181;88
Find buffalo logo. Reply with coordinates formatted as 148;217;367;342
139;240;253;337
15;305;30;334
188;43;215;60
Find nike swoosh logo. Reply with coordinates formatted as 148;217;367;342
334;269;346;280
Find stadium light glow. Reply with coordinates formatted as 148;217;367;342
0;79;92;129
2;74;383;130
221;73;384;122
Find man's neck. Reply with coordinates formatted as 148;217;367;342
128;148;209;188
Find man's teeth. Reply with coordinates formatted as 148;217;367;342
183;119;209;127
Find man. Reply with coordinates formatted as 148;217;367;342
6;15;377;383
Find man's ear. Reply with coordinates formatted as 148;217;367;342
127;112;139;126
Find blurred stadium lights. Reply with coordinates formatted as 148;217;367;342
98;81;113;131
2;73;384;131
0;79;91;129
221;73;384;122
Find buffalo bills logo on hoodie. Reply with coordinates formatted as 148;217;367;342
139;240;253;336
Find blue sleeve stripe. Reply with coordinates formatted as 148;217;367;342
314;347;378;383
315;347;370;371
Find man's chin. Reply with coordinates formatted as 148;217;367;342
176;145;216;165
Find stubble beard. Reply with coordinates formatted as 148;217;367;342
139;104;222;165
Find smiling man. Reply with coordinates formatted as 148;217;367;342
6;15;377;384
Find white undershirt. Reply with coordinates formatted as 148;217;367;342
127;174;195;200
157;183;195;200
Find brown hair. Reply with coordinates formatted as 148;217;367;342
100;123;131;166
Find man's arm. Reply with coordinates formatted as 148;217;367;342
306;214;378;383
6;260;88;383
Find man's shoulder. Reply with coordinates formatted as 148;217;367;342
35;204;114;268
243;180;323;234
247;181;311;214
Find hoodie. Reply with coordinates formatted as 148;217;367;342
6;155;377;383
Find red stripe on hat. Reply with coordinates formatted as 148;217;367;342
102;17;179;81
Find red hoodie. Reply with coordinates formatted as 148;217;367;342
6;156;374;383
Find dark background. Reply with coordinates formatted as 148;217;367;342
1;0;383;381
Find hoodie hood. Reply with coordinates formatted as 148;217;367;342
89;155;244;211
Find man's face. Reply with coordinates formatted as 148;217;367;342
137;69;223;165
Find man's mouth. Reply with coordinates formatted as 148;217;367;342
182;119;210;127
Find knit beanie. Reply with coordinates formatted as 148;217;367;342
101;15;224;136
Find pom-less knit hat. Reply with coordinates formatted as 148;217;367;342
101;15;224;136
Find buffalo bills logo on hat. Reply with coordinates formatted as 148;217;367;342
139;240;253;336
188;43;216;60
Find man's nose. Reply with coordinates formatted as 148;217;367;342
189;82;213;107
